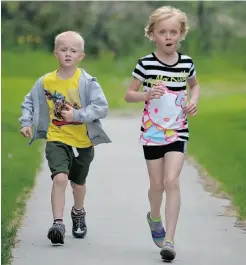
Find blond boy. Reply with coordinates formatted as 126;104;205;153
19;31;111;244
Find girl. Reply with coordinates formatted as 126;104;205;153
125;6;200;262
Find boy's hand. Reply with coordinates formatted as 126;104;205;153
20;126;32;138
61;104;74;122
183;100;197;116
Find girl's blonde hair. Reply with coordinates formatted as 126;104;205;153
145;6;189;42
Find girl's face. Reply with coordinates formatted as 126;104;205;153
151;16;182;55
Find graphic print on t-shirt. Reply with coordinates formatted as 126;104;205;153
141;81;187;145
44;89;81;127
132;53;196;146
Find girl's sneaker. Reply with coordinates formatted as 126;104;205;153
160;240;176;261
146;212;166;248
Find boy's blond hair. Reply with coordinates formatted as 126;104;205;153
54;31;85;51
145;6;189;42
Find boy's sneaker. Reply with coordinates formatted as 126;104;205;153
47;222;65;244
71;207;87;238
160;240;176;261
147;212;166;248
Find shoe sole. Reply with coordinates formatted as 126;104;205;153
160;247;176;262
47;228;64;244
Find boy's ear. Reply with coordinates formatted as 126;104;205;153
80;52;86;60
54;49;58;58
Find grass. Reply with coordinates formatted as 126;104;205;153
1;76;43;264
188;93;246;218
1;50;246;264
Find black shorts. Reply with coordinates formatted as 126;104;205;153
143;141;187;160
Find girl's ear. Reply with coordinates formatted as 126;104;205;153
150;32;155;42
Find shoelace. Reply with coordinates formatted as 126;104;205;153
54;223;65;233
164;240;174;248
73;214;85;229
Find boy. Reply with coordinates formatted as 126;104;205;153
19;31;111;245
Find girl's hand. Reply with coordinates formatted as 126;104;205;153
183;100;197;116
145;85;165;100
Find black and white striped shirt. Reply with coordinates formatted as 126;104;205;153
132;52;196;146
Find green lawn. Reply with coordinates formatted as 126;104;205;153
188;93;246;217
1;50;246;265
1;77;42;265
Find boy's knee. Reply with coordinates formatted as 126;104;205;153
71;182;85;191
53;173;68;187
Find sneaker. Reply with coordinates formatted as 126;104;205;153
47;222;65;244
71;207;87;238
147;212;166;248
160;240;176;261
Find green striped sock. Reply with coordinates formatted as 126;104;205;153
150;215;162;222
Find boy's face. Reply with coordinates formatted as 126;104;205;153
54;37;85;68
151;16;181;55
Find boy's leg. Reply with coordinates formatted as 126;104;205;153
45;141;72;244
52;173;69;219
70;181;86;210
143;146;166;248
69;146;94;238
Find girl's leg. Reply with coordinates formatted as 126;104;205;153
160;151;185;261
163;151;185;243
146;157;166;248
146;158;165;218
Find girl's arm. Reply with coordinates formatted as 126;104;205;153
125;78;165;103
183;76;200;115
125;78;147;102
187;76;200;105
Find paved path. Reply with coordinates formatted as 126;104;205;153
12;117;246;265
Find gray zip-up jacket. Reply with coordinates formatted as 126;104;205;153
19;69;112;146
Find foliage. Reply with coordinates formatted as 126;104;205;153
2;1;246;56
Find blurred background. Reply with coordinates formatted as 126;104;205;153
1;1;246;265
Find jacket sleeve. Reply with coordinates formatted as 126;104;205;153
73;80;108;123
18;77;42;128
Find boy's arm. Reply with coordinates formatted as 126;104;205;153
19;77;42;128
73;80;108;123
19;91;34;128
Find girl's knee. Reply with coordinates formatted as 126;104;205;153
165;177;180;191
53;173;68;187
150;183;165;193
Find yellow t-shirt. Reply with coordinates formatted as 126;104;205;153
43;68;92;148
